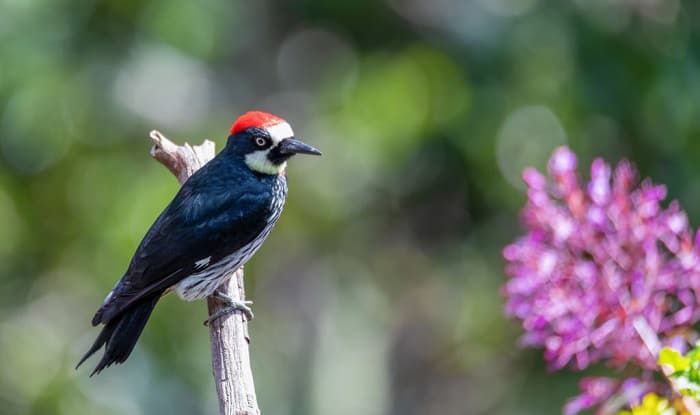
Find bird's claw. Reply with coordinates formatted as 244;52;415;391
204;299;254;326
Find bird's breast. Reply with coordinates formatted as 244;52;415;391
174;176;288;301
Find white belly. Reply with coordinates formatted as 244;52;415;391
175;235;268;301
174;211;282;301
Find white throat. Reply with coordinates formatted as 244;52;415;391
245;150;287;175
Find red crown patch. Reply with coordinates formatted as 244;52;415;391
230;111;286;135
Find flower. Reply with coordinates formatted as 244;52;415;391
503;146;700;371
563;377;618;415
564;376;657;415
618;393;686;415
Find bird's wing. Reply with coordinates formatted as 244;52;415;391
93;181;272;325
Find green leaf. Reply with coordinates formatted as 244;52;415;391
659;347;690;373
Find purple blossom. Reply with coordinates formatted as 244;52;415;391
563;377;618;415
563;376;657;415
503;146;700;372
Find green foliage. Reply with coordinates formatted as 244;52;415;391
659;348;691;374
660;346;700;401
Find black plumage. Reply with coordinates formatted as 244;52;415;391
77;113;320;375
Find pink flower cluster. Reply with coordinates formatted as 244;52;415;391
503;147;700;373
562;376;654;415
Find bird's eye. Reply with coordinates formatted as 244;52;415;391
255;137;268;147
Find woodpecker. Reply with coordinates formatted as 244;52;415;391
77;111;321;376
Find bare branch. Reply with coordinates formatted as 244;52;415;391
149;130;261;415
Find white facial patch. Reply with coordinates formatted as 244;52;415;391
266;122;294;146
245;150;287;175
244;121;293;175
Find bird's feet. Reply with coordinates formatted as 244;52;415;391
204;291;254;326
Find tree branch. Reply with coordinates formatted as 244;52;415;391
149;130;261;415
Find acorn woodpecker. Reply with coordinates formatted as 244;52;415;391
77;111;321;376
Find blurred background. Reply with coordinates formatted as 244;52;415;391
1;0;699;414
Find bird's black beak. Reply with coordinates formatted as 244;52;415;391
278;138;322;156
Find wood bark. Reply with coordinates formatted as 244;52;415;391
149;130;260;415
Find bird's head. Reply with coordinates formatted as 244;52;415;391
228;111;321;175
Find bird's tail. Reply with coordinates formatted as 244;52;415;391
76;295;160;376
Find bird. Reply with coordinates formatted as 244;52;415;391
77;111;321;376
